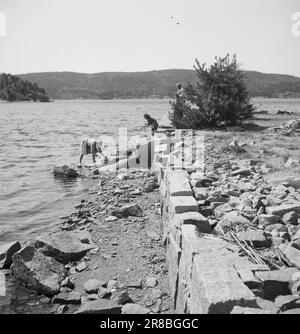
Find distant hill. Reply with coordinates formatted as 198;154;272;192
0;73;50;102
17;69;300;100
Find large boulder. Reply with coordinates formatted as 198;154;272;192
12;246;66;296
53;165;78;178
0;241;21;269
34;232;94;264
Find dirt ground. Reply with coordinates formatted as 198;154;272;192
54;170;172;314
202;114;300;180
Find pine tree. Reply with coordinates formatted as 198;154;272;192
169;54;254;129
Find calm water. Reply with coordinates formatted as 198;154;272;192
0;98;300;313
0;99;170;246
0;98;300;246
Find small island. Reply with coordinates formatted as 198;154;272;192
0;73;50;102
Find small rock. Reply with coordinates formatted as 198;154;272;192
84;279;101;294
111;204;142;218
53;165;78;178
61;277;75;290
147;231;160;241
107;279;118;290
76;262;87;272
231;168;252;177
117;291;132;305
282;211;298;225
146;277;157;288
106;216;118;222
127;279;143;289
151;288;163;299
56;305;68;314
87;294;99;301
98;288;111;298
122;303;150;314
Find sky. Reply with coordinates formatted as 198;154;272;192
0;0;299;76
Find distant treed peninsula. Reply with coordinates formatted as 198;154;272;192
1;69;300;101
0;73;50;102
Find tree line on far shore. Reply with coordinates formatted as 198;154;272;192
0;73;50;102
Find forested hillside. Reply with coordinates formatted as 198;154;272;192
0;73;50;102
13;69;300;100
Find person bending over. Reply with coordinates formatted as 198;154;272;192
79;138;108;164
143;114;159;136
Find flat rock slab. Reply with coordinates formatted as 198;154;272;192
35;232;94;263
266;204;300;217
255;268;299;300
169;171;192;196
0;241;21;269
173;212;211;234
12;246;66;296
75;299;121;314
237;230;271;248
53;292;82;305
191;263;256;314
170;196;199;214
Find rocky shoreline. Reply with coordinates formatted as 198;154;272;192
0;167;172;314
1;118;300;314
154;120;300;313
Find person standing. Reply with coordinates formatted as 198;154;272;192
176;83;186;103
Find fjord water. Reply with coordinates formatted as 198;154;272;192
0;99;300;246
0;99;171;246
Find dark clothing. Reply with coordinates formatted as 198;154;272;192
147;117;158;131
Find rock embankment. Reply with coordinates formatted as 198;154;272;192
154;128;300;314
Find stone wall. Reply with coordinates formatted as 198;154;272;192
152;129;300;314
